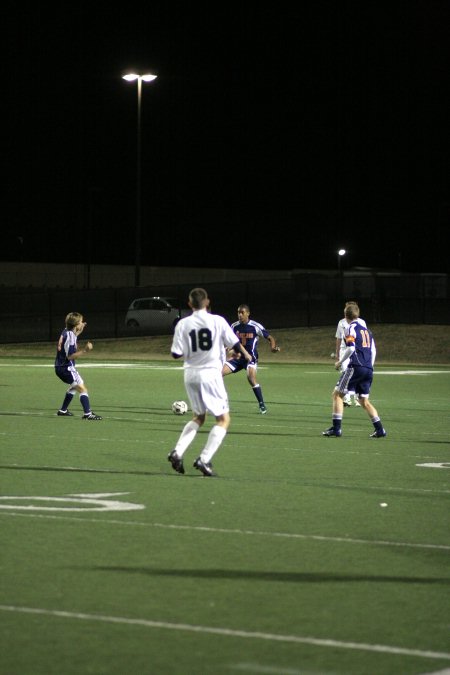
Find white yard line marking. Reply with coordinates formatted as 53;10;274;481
229;665;306;674
0;493;145;512
0;362;449;374
1;511;448;550
308;370;450;375
0;362;181;369
417;463;450;469
0;604;449;661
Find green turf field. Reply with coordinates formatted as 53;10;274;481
1;358;449;675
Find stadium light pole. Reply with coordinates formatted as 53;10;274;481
337;248;346;274
122;72;157;287
337;248;346;296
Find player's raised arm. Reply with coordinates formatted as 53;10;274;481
267;333;280;352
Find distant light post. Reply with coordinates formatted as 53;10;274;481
122;72;157;287
337;248;346;274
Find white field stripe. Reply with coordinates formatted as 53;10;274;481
308;370;450;375
0;362;182;369
1;511;449;550
368;370;450;376
0;362;449;374
230;665;306;675
0;604;448;661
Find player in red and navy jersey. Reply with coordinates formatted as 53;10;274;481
323;303;386;438
222;304;280;414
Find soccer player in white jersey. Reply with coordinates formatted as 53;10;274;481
334;301;366;407
168;288;251;477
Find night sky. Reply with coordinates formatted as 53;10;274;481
4;2;450;273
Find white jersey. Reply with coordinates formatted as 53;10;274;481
335;316;367;370
335;318;350;359
171;309;239;370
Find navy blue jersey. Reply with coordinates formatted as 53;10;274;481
230;319;270;363
54;329;78;368
345;320;376;369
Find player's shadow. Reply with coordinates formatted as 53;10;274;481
89;566;450;585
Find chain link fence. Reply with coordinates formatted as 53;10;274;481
1;271;448;343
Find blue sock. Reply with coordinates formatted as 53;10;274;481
60;391;74;411
252;385;264;405
80;393;91;414
332;414;342;432
372;416;383;432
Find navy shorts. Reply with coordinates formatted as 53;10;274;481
55;365;83;386
225;357;256;373
337;366;373;397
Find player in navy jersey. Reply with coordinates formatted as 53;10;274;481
323;303;386;438
334;301;365;407
168;288;251;477
54;312;102;420
222;304;280;414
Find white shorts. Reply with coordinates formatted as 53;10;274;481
184;368;230;417
339;350;350;372
339;353;355;395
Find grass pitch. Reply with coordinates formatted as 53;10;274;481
0;356;449;675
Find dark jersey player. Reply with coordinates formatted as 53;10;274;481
322;303;386;438
222;304;280;414
54;312;102;420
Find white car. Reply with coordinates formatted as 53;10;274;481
124;296;189;333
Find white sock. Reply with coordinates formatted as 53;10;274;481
201;426;227;464
175;421;200;457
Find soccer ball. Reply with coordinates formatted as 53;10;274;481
172;400;188;415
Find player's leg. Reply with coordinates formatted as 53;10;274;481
194;412;230;477
340;356;352;406
322;390;344;436
359;396;387;437
55;367;76;416
246;363;267;413
323;368;353;436
193;374;231;476
222;357;242;377
57;388;76;416
168;378;204;474
72;380;102;420
355;369;386;437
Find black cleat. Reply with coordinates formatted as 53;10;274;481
370;429;387;438
168;450;185;474
82;412;102;420
57;410;73;417
193;457;215;477
259;403;267;414
322;427;342;437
